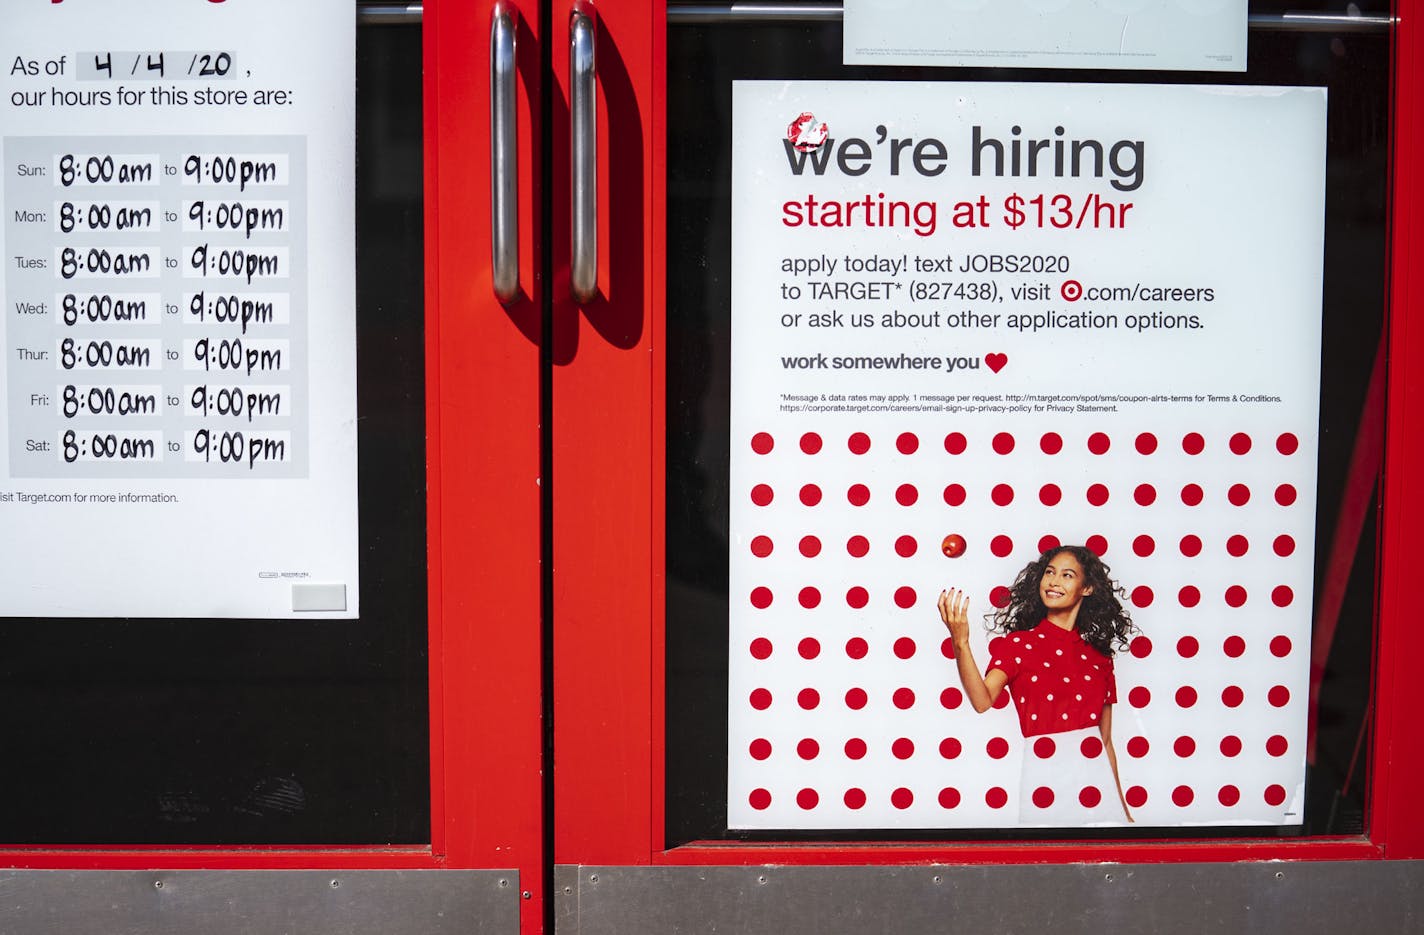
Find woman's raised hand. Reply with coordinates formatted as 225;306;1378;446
937;588;972;644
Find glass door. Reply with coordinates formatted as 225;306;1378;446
553;0;1424;880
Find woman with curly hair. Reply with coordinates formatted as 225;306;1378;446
937;545;1137;824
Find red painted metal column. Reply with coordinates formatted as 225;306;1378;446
425;0;546;926
550;0;666;866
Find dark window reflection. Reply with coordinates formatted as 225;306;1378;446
0;24;428;845
666;11;1386;844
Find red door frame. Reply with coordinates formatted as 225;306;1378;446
552;0;1424;867
0;5;548;933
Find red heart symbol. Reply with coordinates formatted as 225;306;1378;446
985;352;1008;373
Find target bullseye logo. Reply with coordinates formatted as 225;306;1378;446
1061;279;1083;302
787;112;829;153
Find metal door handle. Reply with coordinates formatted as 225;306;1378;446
570;4;597;303
491;5;519;303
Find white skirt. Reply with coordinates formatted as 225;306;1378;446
1016;725;1129;827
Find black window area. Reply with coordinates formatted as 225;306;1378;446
666;2;1388;844
0;22;429;845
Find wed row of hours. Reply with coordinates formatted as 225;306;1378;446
14;292;291;333
9;199;291;237
12;245;291;282
13;337;288;374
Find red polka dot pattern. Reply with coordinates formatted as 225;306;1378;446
729;429;1312;827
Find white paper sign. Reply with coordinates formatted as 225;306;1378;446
0;0;357;618
730;81;1325;828
844;0;1248;72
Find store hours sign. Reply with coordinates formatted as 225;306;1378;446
729;82;1326;829
0;0;356;618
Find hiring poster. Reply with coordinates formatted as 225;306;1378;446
0;0;356;618
728;82;1325;828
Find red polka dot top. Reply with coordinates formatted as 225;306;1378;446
986;620;1117;738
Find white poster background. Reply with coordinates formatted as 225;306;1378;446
730;82;1325;828
0;0;357;618
844;0;1247;72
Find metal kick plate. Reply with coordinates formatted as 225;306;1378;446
557;861;1424;935
0;869;518;935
